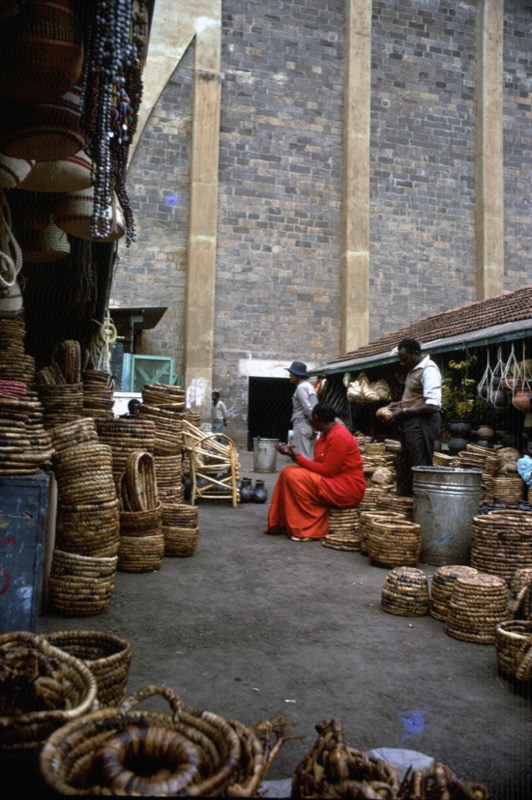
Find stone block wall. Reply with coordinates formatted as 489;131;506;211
113;0;532;435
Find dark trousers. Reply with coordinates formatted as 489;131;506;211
395;413;441;497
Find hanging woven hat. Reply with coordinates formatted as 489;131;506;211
19;221;70;262
19;149;94;193
0;152;34;189
54;189;126;243
0;85;85;162
0;0;83;103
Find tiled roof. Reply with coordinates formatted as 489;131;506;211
329;285;532;364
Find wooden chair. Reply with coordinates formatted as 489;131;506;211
183;421;240;508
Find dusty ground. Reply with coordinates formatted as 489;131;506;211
38;449;531;799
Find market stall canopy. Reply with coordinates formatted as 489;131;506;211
311;286;532;376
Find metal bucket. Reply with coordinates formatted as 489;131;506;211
253;438;279;473
412;466;482;566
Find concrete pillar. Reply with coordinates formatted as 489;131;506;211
184;11;221;419
340;0;372;353
475;0;504;299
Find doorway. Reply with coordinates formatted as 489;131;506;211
247;377;293;450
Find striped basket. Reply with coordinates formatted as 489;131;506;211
0;0;83;103
19;149;94;192
54;189;125;243
0;85;84;161
0;152;34;188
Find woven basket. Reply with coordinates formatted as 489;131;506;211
47;550;117;616
0;151;34;188
40;683;286;797
471;511;532;584
495;620;532;682
162;502;198;528
0;0;83;103
163;525;199;558
43;631;132;708
55;498;120;557
511;567;532;597
18;222;70;262
0;631;96;766
430;565;479;622
292;718;400;798
120;450;158;512
367;518;421;568
119;500;163;537
54;188;125;242
0;85;85;161
117;534;164;573
381;567;430;616
49;416;98;452
445;572;510;644
19;149;93;192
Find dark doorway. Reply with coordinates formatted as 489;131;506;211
247;377;293;450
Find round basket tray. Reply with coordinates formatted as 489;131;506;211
43;630;132;708
40;683;277;798
0;631;96;764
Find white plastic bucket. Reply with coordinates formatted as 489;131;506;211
412;466;482;566
253;438;279;472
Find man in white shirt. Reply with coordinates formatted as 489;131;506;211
385;338;442;496
287;360;318;459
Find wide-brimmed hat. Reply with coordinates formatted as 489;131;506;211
287;360;309;378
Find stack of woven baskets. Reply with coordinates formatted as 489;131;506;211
96;416;156;488
81;368;115;419
48;419;119;615
0;380;53;475
429;565;479;623
162;503;199;557
35;339;84;428
140;383;187;503
117;450;164;573
444;572;510;644
0;309;36;387
470;509;532;584
40;683;289;797
322;507;360;551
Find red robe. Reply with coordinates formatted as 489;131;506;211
266;422;366;539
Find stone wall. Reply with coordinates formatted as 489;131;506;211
114;1;532;440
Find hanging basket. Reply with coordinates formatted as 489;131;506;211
0;85;85;161
18;221;70;262
54;188;125;242
19;149;94;192
0;151;34;188
0;0;83;103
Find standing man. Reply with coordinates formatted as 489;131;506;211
384;338;442;496
287;360;318;459
212;390;228;433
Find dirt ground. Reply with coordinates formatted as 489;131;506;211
38;449;531;799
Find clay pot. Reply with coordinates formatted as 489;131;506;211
476;439;493;449
489;387;508;408
512;391;532;412
474;425;494;440
251;480;268;504
447;420;470;455
239;477;254;503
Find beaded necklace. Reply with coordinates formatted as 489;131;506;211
80;0;139;245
